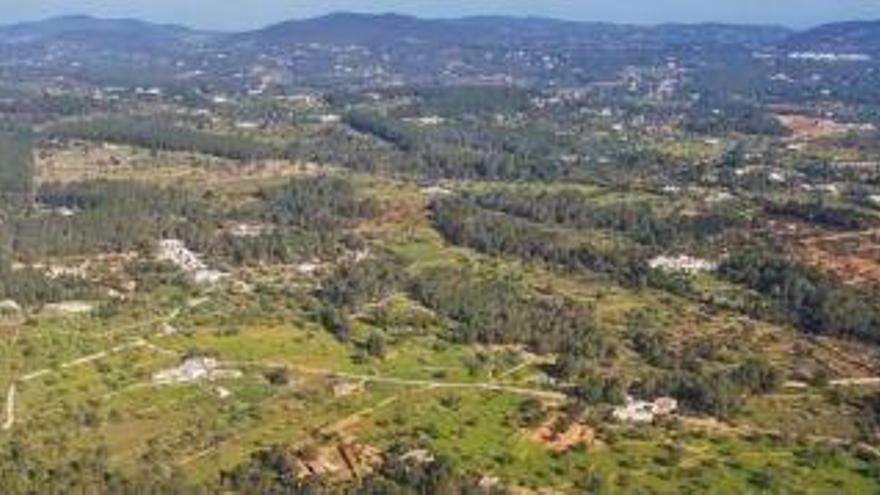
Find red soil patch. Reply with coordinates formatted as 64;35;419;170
529;416;596;453
777;114;874;140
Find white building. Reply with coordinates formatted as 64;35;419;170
788;52;871;63
297;262;321;275
226;222;274;238
649;255;718;275
193;270;228;285
317;114;341;124
42;301;94;315
613;396;678;423
407;116;445;126
421;186;453;197
153;357;242;385
158;239;228;285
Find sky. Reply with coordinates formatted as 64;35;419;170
2;0;879;31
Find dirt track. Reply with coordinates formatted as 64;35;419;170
2;384;15;431
226;360;567;401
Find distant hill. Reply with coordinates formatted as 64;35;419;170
234;12;791;48
0;15;213;51
0;13;800;53
785;19;880;53
234;13;612;46
19;13;880;56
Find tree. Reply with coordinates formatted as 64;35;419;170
264;367;290;386
730;358;782;394
365;332;387;360
319;305;351;343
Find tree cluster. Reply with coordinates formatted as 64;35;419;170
430;197;650;289
719;248;880;344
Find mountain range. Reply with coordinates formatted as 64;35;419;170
0;13;876;53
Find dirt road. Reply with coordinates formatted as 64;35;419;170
2;384;15;431
20;339;156;383
227;360;566;401
785;377;880;389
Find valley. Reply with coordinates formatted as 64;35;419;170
0;11;879;494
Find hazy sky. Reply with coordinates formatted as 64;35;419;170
3;0;879;30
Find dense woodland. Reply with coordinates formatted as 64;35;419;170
765;199;880;231
683;100;789;137
226;175;378;263
430;196;652;289
46;116;279;161
0;264;98;306
410;264;613;379
12;180;214;259
469;189;747;251
719;248;880;345
0;128;34;208
315;253;615;381
638;357;783;418
4;175;375;265
0;175;378;304
319;255;405;309
259;176;377;231
345;110;565;180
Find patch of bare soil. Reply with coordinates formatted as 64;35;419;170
800;247;880;286
777;114;875;140
798;229;880;287
359;195;428;235
298;442;382;481
529;415;596;453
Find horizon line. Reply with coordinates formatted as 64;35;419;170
2;10;875;33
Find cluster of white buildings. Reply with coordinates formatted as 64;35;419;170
787;52;872;63
649;255;718;275
158;239;205;272
152;357;242;385
613;396;678;423
158;239;228;285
